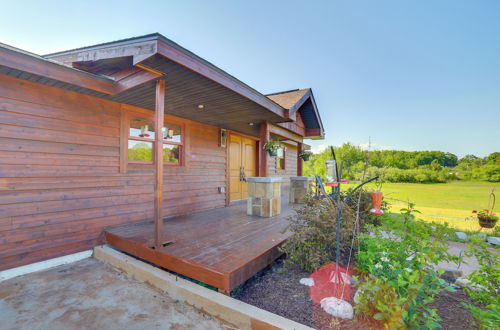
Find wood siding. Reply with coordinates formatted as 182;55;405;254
267;143;299;190
0;74;226;270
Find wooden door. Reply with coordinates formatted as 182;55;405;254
229;134;256;201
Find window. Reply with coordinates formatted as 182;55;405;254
276;147;285;169
162;122;182;164
127;113;184;165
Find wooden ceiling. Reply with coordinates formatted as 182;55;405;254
1;34;314;138
104;55;285;137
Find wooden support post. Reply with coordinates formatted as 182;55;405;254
154;79;165;248
259;122;270;177
297;142;303;176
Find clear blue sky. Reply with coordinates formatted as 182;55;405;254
1;0;498;157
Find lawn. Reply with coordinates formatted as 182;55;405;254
340;181;499;233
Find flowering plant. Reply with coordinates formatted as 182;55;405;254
355;202;460;328
472;190;498;228
472;209;498;222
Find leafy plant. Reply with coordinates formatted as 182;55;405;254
460;236;500;329
280;193;356;272
354;202;460;328
464;236;500;306
299;150;312;160
263;140;283;152
400;201;421;223
463;303;500;330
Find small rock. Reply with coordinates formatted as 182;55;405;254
455;232;468;241
455;277;471;288
299;277;314;286
442;268;463;282
455;277;485;291
320;297;354;319
487;236;500;246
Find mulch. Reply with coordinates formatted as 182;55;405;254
232;258;480;329
429;289;479;330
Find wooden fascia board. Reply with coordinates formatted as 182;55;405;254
112;67;163;94
307;91;325;137
44;40;158;67
0;46;116;95
156;40;286;119
268;123;303;143
287;89;312;120
305;128;324;139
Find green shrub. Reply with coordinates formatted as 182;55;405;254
464;236;500;306
461;237;500;329
354;203;461;328
280;193;356;272
280;189;385;272
463;303;500;330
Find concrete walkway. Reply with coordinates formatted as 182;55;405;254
0;258;231;330
438;240;479;276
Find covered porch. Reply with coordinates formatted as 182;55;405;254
104;198;296;293
37;34;320;292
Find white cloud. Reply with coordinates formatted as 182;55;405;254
311;144;328;154
358;142;395;151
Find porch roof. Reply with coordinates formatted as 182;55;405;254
0;33;324;138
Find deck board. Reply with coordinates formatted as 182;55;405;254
104;199;295;291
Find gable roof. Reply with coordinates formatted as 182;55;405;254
267;88;310;110
267;88;324;139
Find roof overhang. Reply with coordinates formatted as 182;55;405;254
267;88;325;139
300;90;325;139
0;33;295;137
44;33;286;119
0;42;116;94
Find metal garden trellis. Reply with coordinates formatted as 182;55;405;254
318;147;379;301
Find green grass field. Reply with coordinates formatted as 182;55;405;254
340;181;499;233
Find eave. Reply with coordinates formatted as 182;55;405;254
44;33;287;119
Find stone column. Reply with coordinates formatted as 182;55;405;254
246;177;282;217
289;176;312;203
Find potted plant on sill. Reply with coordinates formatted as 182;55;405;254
264;140;283;156
472;189;498;229
299;150;312;161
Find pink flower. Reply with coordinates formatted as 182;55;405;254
472;210;477;214
493;213;496;216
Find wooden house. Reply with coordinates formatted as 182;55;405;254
0;33;324;292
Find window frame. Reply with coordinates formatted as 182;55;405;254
276;146;286;170
161;120;184;166
126;111;185;166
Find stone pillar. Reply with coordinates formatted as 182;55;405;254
289;176;312;203
246;177;282;217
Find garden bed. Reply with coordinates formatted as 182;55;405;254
233;258;480;329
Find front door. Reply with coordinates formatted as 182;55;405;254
229;134;256;201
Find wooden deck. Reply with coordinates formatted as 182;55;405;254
104;199;296;292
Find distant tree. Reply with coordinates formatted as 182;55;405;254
303;143;496;183
485;152;500;165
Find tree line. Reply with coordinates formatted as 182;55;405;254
304;143;500;183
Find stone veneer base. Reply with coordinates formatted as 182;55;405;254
246;177;282;217
289;176;312;203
